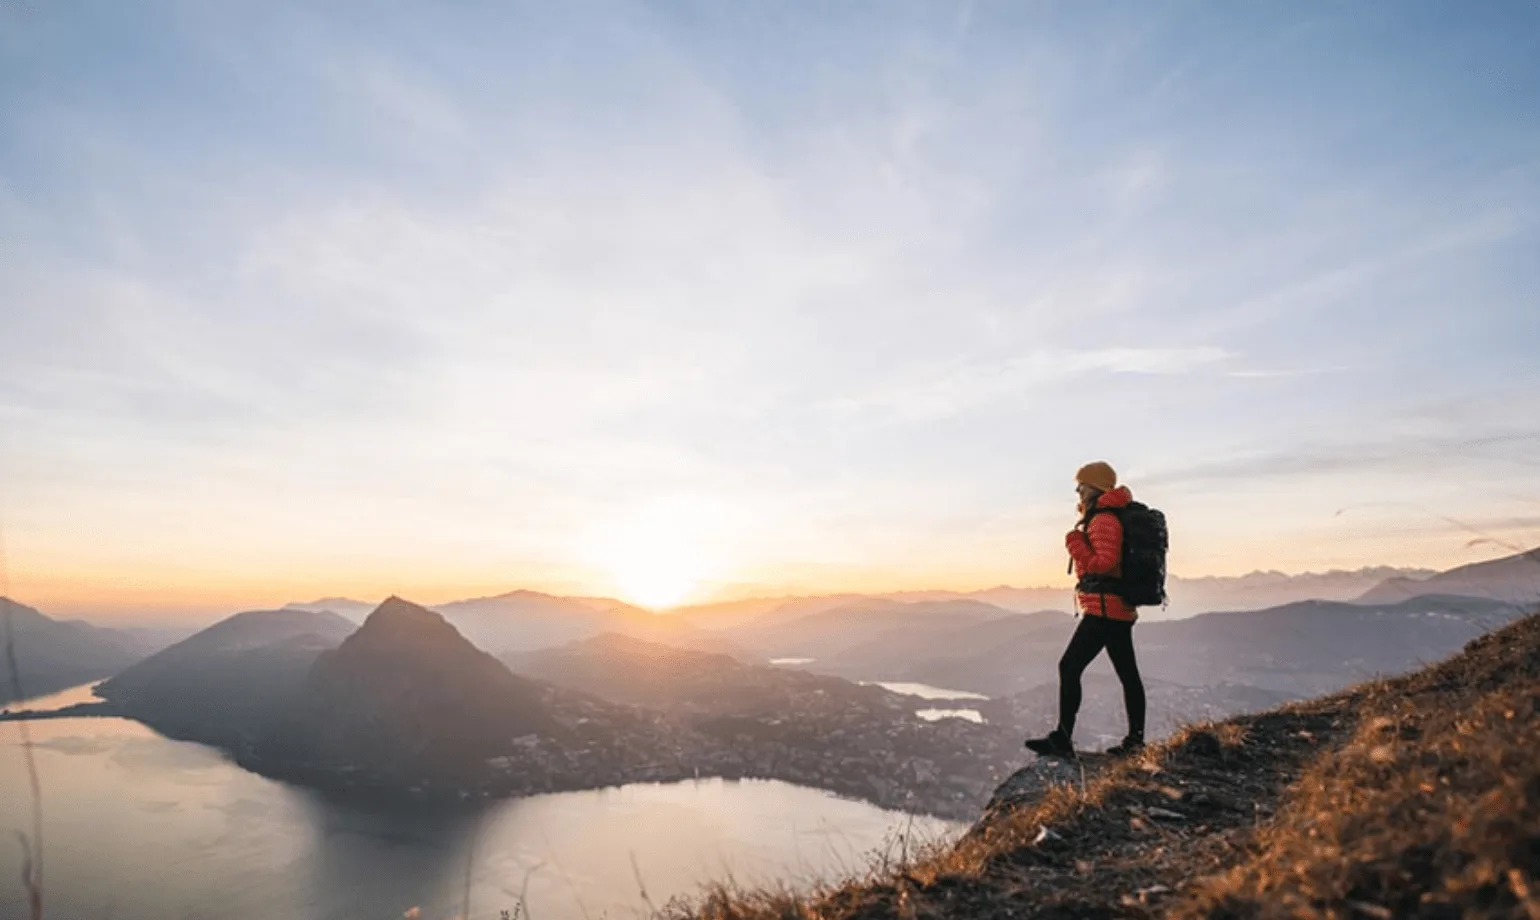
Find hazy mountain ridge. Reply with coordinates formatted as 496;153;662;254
1359;545;1540;605
881;594;1527;700
94;608;359;746
434;589;652;650
437;589;742;655
261;554;1505;660
288;590;742;656
1157;565;1439;619
282;597;381;620
720;598;1028;661
671;565;1440;628
270;562;1434;639
0;597;160;705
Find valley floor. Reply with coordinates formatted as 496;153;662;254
668;612;1540;919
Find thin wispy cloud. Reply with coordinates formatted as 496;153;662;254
1;1;1537;616
827;347;1235;423
1143;429;1540;489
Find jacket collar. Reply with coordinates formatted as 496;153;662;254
1095;485;1133;509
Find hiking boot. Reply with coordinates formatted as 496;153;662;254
1024;729;1075;760
1106;735;1145;757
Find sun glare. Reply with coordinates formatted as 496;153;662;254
598;499;717;609
612;548;702;609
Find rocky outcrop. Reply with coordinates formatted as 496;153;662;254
972;753;1115;833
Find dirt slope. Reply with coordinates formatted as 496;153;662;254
669;612;1540;919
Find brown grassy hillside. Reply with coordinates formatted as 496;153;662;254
667;612;1540;919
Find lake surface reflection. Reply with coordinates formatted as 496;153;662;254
0;686;961;920
866;682;989;701
915;708;986;724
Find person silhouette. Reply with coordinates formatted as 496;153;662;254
1024;461;1147;759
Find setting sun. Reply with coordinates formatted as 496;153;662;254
616;551;705;610
610;539;703;609
597;500;717;609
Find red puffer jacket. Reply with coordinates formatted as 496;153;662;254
1065;485;1136;621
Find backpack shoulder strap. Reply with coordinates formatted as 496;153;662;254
1082;504;1126;530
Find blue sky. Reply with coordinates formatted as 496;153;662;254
2;1;1538;617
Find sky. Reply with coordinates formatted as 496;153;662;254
2;1;1538;620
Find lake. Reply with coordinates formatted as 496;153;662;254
865;682;989;701
915;708;986;724
0;685;962;920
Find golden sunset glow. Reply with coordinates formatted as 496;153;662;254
596;500;716;610
611;548;703;610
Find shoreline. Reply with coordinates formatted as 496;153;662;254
0;704;994;822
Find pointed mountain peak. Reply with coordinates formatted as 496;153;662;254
372;595;434;617
342;596;471;653
365;596;449;628
287;594;557;785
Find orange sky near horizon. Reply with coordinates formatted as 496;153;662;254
4;518;1526;624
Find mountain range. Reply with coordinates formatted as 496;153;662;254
95;607;358;745
668;564;1444;625
261;548;1533;659
1358;546;1540;605
273;561;1453;642
720;598;1031;661
2;545;1533;817
84;598;1026;815
100;598;694;798
287;589;742;655
767;593;1528;701
0;597;176;705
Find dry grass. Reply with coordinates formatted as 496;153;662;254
664;613;1540;920
1176;615;1540;919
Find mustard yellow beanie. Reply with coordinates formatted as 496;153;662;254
1075;461;1118;493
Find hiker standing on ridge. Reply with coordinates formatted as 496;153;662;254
1026;461;1167;759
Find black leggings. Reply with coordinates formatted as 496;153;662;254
1058;614;1146;740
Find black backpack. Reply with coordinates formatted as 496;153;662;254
1076;501;1169;608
